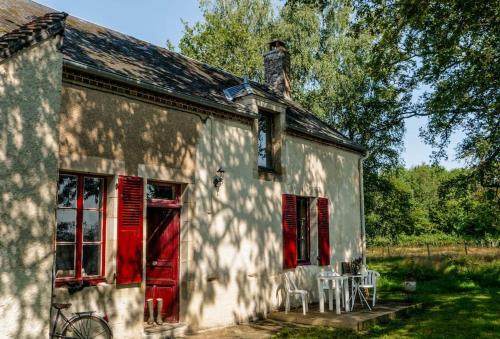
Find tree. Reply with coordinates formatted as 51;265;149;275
355;0;500;184
438;169;499;237
365;167;415;240
284;1;414;173
175;0;276;82
173;0;499;239
366;165;499;240
175;0;412;173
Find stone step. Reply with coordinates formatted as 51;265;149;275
143;322;188;339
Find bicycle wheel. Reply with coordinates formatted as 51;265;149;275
61;314;112;339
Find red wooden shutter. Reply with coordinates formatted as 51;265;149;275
317;197;330;266
117;176;144;284
282;194;298;269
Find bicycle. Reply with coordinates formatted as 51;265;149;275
50;302;113;338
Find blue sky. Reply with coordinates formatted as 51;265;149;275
36;0;464;169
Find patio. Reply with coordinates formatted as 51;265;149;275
268;301;423;331
181;302;422;338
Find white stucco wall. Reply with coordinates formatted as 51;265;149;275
183;117;363;330
53;83;201;338
48;83;363;336
0;38;63;338
284;135;363;267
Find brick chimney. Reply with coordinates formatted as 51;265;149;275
263;40;291;99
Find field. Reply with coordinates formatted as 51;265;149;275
273;247;500;339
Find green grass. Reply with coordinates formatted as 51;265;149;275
273;253;500;339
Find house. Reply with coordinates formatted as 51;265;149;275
0;0;367;337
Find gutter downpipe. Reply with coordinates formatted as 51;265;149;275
359;150;370;266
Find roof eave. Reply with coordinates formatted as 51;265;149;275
286;126;367;155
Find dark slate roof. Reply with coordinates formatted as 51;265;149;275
0;0;365;153
287;105;366;152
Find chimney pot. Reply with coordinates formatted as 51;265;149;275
269;39;286;51
264;40;291;99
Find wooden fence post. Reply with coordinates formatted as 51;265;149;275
464;240;468;255
426;243;431;258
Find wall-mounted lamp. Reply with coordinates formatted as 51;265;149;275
213;167;225;190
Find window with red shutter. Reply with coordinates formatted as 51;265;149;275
317;197;330;266
282;194;298;269
117;176;144;284
55;173;107;285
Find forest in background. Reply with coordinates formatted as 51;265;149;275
365;165;498;245
169;0;499;242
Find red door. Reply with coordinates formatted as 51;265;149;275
145;206;180;322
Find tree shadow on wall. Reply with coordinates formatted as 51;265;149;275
0;37;62;338
182;118;361;330
0;23;363;337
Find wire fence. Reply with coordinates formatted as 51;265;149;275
367;243;500;258
368;234;499;247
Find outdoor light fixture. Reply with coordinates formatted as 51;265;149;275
213;167;225;189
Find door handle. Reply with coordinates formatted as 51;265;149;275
152;261;158;266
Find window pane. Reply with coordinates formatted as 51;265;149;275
297;219;307;261
82;245;100;276
83;210;101;241
55;244;75;277
56;209;76;242
58;175;77;208
258;130;268;167
296;198;309;262
146;183;174;200
258;113;272;168
84;177;103;209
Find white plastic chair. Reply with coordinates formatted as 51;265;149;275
318;271;344;307
358;269;380;306
283;271;309;315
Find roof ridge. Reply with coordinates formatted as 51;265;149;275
0;10;67;59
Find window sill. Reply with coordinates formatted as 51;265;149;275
297;261;311;266
55;277;107;288
258;167;281;182
258;166;275;173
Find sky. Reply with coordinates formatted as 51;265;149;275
36;0;464;169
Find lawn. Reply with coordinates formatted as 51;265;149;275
273;249;500;339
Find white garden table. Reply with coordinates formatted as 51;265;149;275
317;272;350;314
